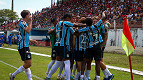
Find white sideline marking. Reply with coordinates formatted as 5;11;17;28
91;63;143;76
0;60;43;80
0;47;51;57
1;47;143;76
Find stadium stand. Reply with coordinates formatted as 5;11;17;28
32;0;142;29
0;0;142;31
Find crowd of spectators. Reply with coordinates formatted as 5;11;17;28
0;0;142;30
0;20;19;31
32;0;143;28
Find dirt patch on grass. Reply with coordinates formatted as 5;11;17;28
104;46;143;56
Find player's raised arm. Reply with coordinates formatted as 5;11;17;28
48;18;58;34
24;17;32;33
94;11;107;27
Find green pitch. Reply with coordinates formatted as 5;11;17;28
0;44;143;80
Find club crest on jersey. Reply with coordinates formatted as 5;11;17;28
67;54;69;57
26;51;29;53
27;54;30;58
53;54;55;57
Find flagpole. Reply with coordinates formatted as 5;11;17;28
129;55;133;80
122;16;134;80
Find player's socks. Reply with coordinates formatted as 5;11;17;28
75;72;80;80
80;75;84;79
70;66;73;76
86;70;91;79
12;66;25;77
64;60;70;80
102;69;108;78
62;71;66;78
70;67;74;79
84;75;87;80
72;63;76;76
46;60;55;74
95;75;100;80
25;68;32;80
58;62;64;77
104;68;112;76
47;61;62;78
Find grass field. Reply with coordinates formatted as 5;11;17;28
0;44;143;80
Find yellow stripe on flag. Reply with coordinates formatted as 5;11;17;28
122;33;135;56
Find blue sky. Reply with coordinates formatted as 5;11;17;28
0;0;51;18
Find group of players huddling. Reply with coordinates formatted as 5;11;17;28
45;11;114;80
9;10;114;80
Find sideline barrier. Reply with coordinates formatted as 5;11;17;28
30;40;50;47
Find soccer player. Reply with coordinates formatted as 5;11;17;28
73;17;87;80
98;18;114;80
69;15;77;79
59;16;78;80
9;10;37;80
46;18;58;75
45;13;86;80
46;18;64;80
78;17;106;80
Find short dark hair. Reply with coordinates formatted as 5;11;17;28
85;18;93;26
21;10;30;18
63;13;72;19
81;20;86;23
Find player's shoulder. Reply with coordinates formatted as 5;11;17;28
20;20;27;26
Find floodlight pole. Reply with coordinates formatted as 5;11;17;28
12;0;14;23
12;0;13;11
57;0;58;6
51;0;53;8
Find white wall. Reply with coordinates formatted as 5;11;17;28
106;28;143;47
29;36;50;40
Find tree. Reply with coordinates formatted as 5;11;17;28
0;9;18;24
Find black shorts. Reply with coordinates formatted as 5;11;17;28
55;46;70;59
85;44;102;61
74;50;84;61
18;47;31;61
69;51;74;60
101;47;105;58
51;48;56;58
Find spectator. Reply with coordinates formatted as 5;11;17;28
0;38;2;47
16;34;20;45
1;0;143;30
8;34;13;46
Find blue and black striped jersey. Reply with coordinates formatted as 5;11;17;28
78;20;103;48
75;27;87;51
55;21;75;47
18;20;29;49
